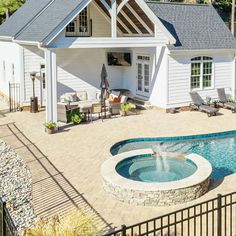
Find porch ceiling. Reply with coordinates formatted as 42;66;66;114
93;0;154;35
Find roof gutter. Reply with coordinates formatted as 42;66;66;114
169;48;236;55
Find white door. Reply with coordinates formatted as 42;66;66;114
136;55;150;97
40;64;46;107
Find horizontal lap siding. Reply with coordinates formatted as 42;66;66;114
56;49;123;100
168;55;234;107
23;46;44;103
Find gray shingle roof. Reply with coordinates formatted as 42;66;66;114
146;1;236;50
15;0;82;43
0;0;52;38
0;0;236;51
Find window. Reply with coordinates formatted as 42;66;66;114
191;56;213;90
66;7;90;36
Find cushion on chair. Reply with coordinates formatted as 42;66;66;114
113;97;121;103
112;91;120;97
76;91;88;101
120;95;128;104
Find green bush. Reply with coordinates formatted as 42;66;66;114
120;103;136;112
44;121;57;129
67;109;85;125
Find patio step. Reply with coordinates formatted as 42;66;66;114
128;96;153;110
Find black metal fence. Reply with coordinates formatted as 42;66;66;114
0;198;17;236
9;83;21;112
104;192;236;236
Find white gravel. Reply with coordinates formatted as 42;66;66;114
0;139;36;233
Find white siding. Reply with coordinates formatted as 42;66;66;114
123;46;168;108
56;48;123;100
167;54;235;108
156;27;169;45
0;41;22;98
50;2;112;48
23;46;44;104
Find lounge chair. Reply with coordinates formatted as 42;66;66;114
189;92;219;117
217;88;236;113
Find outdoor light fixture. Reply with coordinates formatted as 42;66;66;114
30;71;38;113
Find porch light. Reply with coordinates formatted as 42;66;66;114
30;71;38;113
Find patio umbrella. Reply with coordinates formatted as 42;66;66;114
100;64;109;102
100;64;109;118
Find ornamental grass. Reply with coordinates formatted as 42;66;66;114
24;209;101;236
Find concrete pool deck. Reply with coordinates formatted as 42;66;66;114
0;107;236;232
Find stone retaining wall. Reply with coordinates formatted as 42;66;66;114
103;177;210;206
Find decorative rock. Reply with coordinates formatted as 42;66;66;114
0;140;36;234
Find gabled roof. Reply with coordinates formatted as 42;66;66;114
0;0;236;51
0;0;83;43
0;0;52;38
146;1;236;51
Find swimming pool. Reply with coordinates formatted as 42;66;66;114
111;130;236;180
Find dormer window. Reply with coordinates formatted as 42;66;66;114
66;7;91;37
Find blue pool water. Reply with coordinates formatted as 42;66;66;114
116;155;197;183
111;131;236;180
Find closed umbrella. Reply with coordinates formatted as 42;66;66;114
100;64;109;118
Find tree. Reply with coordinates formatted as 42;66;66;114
0;0;25;20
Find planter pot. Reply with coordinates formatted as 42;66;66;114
45;128;55;134
120;110;127;116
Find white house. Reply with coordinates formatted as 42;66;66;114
0;0;236;122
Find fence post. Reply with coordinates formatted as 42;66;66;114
121;225;126;236
217;194;222;236
2;201;6;236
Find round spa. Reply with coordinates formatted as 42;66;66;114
101;149;212;206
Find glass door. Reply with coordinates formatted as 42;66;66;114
136;55;150;97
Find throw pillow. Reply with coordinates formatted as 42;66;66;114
113;97;121;103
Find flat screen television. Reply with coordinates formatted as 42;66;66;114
107;52;132;66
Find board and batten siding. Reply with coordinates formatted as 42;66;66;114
23;46;44;104
167;54;235;108
0;41;22;98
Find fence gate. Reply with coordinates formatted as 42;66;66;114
9;83;20;112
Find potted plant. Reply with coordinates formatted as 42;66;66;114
44;121;57;134
120;103;136;116
68;110;85;125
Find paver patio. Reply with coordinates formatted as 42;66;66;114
0;107;236;233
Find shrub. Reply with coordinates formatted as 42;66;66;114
24;210;101;236
67;109;85;125
120;103;136;112
44;121;57;130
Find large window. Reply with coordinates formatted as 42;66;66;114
191;56;213;90
66;7;90;37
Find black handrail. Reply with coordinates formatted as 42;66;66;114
103;191;236;236
0;198;18;236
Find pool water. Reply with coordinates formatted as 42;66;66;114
116;155;197;182
111;132;236;180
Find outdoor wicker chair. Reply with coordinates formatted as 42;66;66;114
217;88;236;113
189;92;219;117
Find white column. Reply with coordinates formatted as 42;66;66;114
111;0;117;38
45;49;57;123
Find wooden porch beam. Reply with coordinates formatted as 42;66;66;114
119;10;143;35
117;0;130;14
111;0;117;38
126;3;153;35
100;0;111;15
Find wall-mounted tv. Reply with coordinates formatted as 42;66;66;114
107;52;132;66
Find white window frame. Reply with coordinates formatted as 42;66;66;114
190;56;214;91
65;6;90;37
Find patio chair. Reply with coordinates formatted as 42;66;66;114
109;95;128;115
189;92;219;117
217;88;236;113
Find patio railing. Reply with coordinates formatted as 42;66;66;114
103;192;236;236
0;198;18;236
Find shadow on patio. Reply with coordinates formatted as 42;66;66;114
0;122;112;233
